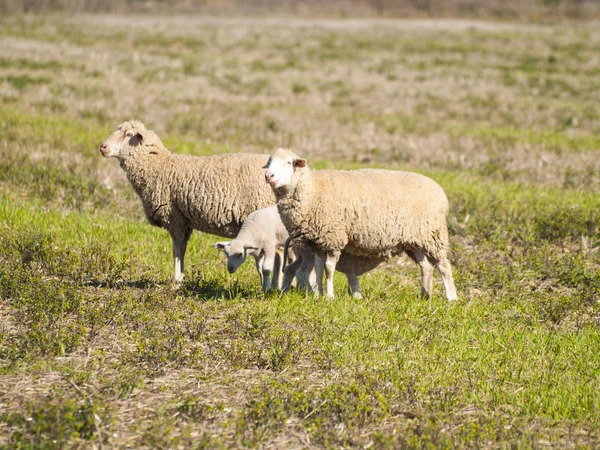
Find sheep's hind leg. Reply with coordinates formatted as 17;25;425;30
434;256;458;301
406;249;434;299
313;254;324;295
171;228;192;283
345;271;363;300
324;252;340;299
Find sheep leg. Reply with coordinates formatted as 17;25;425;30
282;251;302;292
345;271;363;300
324;252;340;299
297;250;316;292
171;228;192;283
313;254;324;295
406;249;434;299
254;254;265;289
272;250;283;290
261;249;275;292
434;256;458;301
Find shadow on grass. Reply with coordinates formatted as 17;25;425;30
81;277;164;290
81;275;258;301
179;278;257;301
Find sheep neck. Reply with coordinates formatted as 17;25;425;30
276;168;314;240
120;145;173;224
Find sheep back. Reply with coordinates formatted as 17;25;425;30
281;168;450;260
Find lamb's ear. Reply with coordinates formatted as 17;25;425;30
294;158;306;168
212;241;230;250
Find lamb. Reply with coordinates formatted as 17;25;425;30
212;205;381;295
99;120;275;282
212;206;287;292
264;148;458;300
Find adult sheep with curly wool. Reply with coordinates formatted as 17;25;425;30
99;120;275;282
264;148;458;300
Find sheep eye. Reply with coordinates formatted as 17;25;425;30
287;160;292;165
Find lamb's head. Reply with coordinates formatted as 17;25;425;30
99;120;169;161
213;241;259;273
263;148;307;192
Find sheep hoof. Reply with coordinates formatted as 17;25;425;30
352;292;363;300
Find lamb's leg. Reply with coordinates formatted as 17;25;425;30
171;228;192;283
261;249;275;292
254;254;265;290
407;249;434;299
272;250;283;290
434;256;458;301
324;252;340;299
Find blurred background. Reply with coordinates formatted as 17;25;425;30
2;0;600;18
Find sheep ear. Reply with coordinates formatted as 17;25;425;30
129;132;144;146
262;157;271;169
294;158;306;168
213;241;230;250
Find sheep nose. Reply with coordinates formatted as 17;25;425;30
228;265;235;273
265;171;273;182
99;142;108;156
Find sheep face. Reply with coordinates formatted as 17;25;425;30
213;241;258;273
99;121;162;161
264;148;306;190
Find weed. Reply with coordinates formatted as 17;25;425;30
1;391;109;448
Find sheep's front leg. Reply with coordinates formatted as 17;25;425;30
324;252;340;299
170;228;192;283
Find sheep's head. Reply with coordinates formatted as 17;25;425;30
99;120;167;161
213;241;259;273
263;148;307;191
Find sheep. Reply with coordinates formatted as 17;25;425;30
212;206;287;292
99;120;275;282
264;148;458;300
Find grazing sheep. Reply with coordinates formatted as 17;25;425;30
212;206;287;292
264;148;458;300
99;120;275;282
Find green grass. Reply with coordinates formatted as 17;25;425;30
0;14;599;448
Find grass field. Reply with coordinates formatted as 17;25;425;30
0;14;599;448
